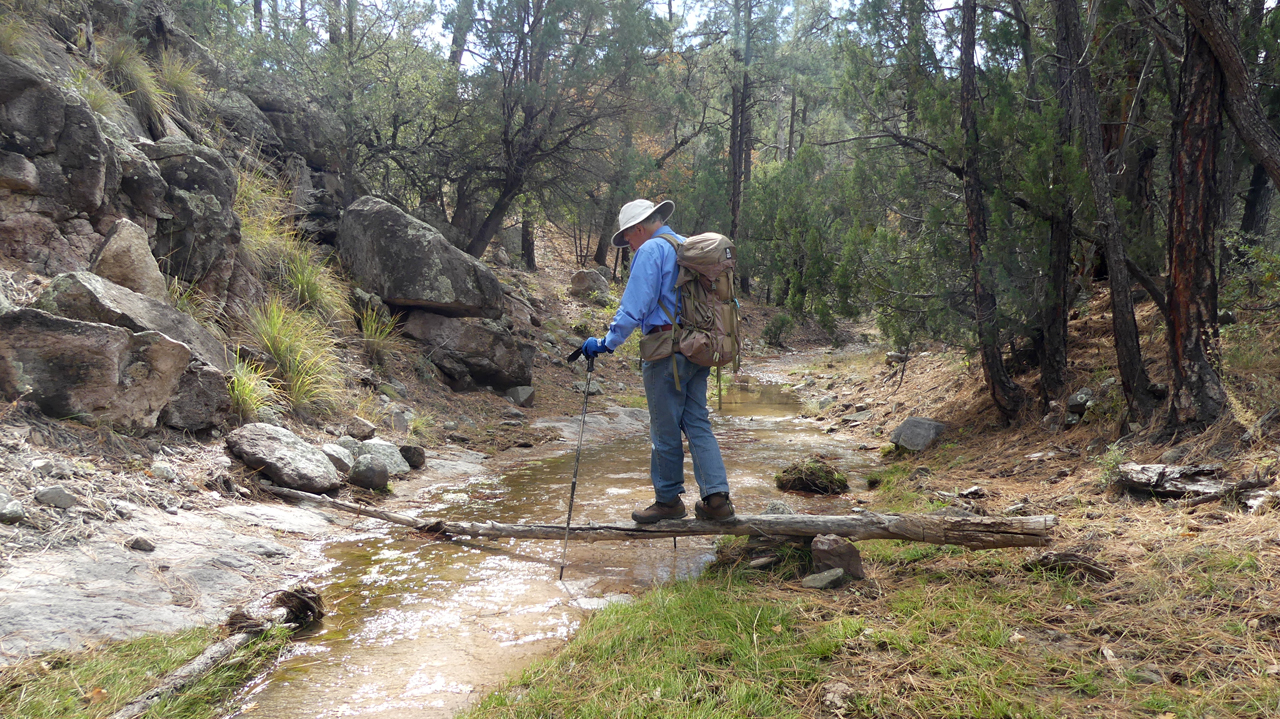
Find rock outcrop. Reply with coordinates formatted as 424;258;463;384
89;218;169;302
403;311;534;390
338;197;504;318
0;308;190;428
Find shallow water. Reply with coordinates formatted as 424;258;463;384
237;379;871;719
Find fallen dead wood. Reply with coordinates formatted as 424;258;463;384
1023;551;1115;582
260;483;1056;550
1114;462;1228;497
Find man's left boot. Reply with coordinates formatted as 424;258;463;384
695;492;735;521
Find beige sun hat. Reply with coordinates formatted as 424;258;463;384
610;198;675;247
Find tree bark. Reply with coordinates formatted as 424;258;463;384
1167;11;1229;426
521;212;537;271
448;0;475;69
1040;0;1074;404
465;180;521;258
1176;0;1280;189
961;0;1026;421
1239;161;1272;241
1055;0;1157;420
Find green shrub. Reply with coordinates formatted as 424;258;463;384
244;298;343;414
102;37;171;127
761;313;794;347
283;248;350;323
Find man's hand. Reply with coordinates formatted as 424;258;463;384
581;337;612;359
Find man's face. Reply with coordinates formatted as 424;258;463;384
624;222;653;252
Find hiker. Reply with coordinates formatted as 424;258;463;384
578;199;735;523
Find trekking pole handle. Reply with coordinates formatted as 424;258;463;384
565;349;596;373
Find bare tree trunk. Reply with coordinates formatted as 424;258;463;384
327;0;342;45
448;0;475;69
299;0;308;31
466;180;521;258
961;0;1026;421
1055;0;1156;420
521;212;537;271
1167;9;1229;426
254;0;263;33
1042;30;1075;404
1239;161;1272;241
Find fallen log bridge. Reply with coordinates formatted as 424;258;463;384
261;484;1057;550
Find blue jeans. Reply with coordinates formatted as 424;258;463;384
642;352;730;504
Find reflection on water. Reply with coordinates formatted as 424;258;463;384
237;380;872;719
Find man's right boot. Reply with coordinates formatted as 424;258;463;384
695;492;735;521
632;498;687;524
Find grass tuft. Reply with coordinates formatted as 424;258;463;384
154;49;206;118
101;36;172;127
244;297;343;414
356;306;404;366
228;359;281;419
70;68;126;120
0;15;37;58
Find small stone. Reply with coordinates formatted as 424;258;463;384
1067;388;1094;414
30;458;57;477
150;462;179;482
572;380;603;396
507;385;535;408
0;493;24;524
255;406;285;426
958;486;986;499
502;408;526;419
399;444;427;469
846;410;873;422
336;435;361;455
321;444;354;473
389;408;413;433
35;485;77;509
501;420;522;427
1130;668;1163;685
348;455;390;490
811;535;864;579
1064;412;1082;426
801;567;847;589
748;555;779;569
442;421;459;431
762;500;795;515
348;416;377;440
356;438;411;475
885;352;907;365
817;395;838;410
854;402;869;412
126;535;156;552
144;440;162;454
1159;446;1190;464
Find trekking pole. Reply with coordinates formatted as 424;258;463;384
559;349;595;581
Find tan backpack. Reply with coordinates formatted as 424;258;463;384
639;233;741;388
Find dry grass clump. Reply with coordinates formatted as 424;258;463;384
0;15;38;58
101;36;172;128
154;48;205;118
775;454;849;494
69;68;126;120
243;297;342;414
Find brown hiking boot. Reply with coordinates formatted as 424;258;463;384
632;498;687;524
695;492;735;521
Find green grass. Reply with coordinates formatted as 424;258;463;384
0;15;37;58
616;394;648;409
155;49;205;118
462;570;842;719
227;358;281;419
70;68;125;121
0;626;291;719
356;306;404;366
244;297;343;414
101;36;172;127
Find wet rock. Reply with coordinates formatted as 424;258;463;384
0;308;190;429
321;443;354;473
356;438;411;476
762;500;795;515
507;385;535;408
90;219;168;302
347;417;377;440
811;535;865;580
159;362;231;431
36;272;229;371
403;311;534;391
801;567;847;589
399;444;427;469
35;485;77;509
1067;388;1094;415
226;423;342;493
569;270;610;300
338;197;504;318
125;535;156;552
348;455;389;490
889;417;946;451
572;380;604;396
0;493;24;524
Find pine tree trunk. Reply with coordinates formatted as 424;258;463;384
1054;0;1156;420
521;213;537;271
465;181;521;258
449;0;475;69
1168;10;1229;426
961;0;1026;421
1038;0;1072;404
1239;162;1272;241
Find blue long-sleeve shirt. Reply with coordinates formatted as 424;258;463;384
603;226;684;350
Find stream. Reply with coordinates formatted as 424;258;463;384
236;377;873;719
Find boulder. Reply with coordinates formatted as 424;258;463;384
89;218;169;302
0;492;25;524
338;197;504;318
0;308;189;428
355;438;411;476
36;272;229;370
321;443;354;473
205;88;283;149
348;455;389;490
507;385;535;408
241;73;345;170
226;423;342;493
811;535;865;580
1066;388;1094;415
399;444;427;469
141;138;240;293
158;362;231;431
35;485;78;509
569;270;609;299
415;204;468;250
402;311;533;390
347;417;377;440
889;417;946;451
801;568;846;589
592;265;611;281
335;435;361;455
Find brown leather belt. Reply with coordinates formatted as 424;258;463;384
646;324;673;335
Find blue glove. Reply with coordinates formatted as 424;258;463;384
581;337;612;359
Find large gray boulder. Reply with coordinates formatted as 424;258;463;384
0;308;190;428
241;73;345;170
338;197;504;318
569;270;610;299
226;423;342;493
889;417;947;452
141;138;240;293
206;88;283;149
402;311;534;391
158;362;231;431
36;272;229;371
90;218;169;302
354;438;411;476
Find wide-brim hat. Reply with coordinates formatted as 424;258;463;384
610;198;675;247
